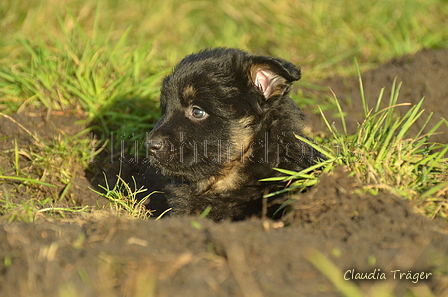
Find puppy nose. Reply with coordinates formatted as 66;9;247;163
146;136;164;155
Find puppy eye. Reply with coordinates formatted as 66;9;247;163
192;106;207;119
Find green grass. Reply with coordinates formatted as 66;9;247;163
90;173;156;219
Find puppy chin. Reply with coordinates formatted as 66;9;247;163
160;167;210;183
149;157;214;182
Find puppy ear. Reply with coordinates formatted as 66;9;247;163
250;56;301;100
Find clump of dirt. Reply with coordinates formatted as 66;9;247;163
284;168;427;244
0;49;448;296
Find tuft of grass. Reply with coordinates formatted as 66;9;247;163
0;192;91;223
0;8;164;145
0;175;56;188
90;172;157;220
266;74;448;219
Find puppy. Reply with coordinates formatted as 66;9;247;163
147;48;321;221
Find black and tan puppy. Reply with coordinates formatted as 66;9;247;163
147;48;320;221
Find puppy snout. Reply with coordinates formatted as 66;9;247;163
146;135;165;155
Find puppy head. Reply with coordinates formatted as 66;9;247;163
147;48;301;185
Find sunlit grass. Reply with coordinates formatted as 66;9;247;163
90;172;157;219
1;0;448;89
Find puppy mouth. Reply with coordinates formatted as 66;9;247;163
151;163;186;179
148;152;217;181
147;153;179;173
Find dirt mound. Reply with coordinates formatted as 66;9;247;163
1;170;447;296
285;168;427;243
1;49;448;296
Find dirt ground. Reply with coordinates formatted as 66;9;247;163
1;49;448;296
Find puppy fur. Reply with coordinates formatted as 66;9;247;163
147;48;321;221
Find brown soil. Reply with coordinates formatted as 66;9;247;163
1;49;448;297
